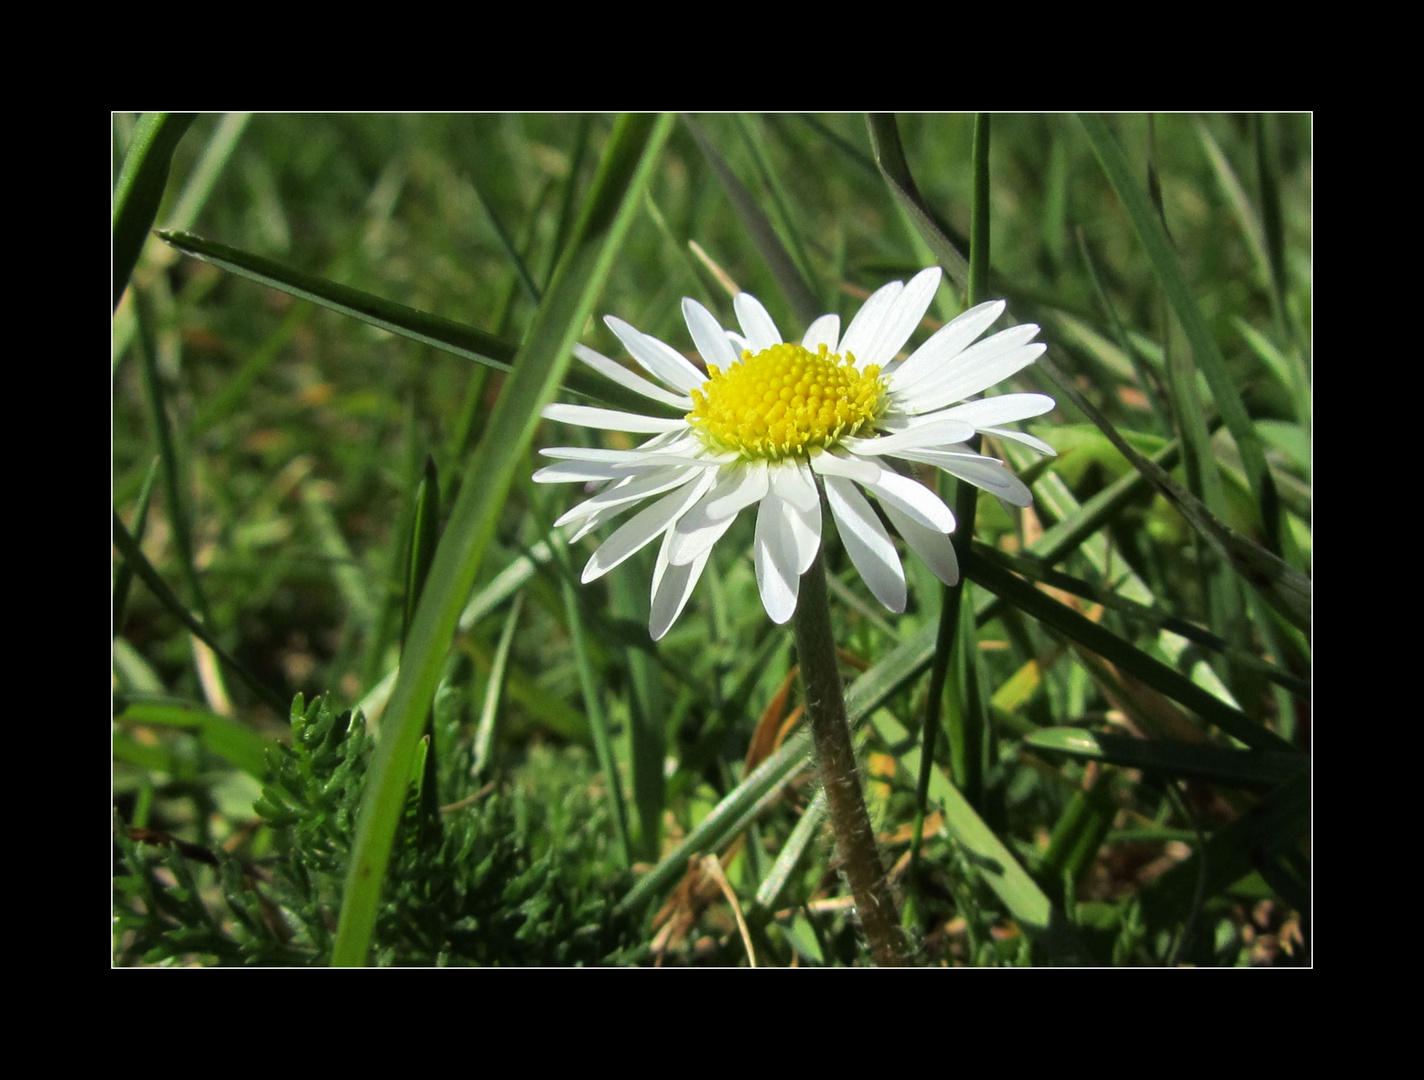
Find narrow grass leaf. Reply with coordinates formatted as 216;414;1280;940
1077;114;1282;552
865;114;971;292
156;230;665;416
1026;727;1308;786
964;547;1296;753
332;113;676;967
116;699;273;779
114;113;195;308
112;512;286;715
682;115;822;328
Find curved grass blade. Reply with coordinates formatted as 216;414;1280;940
114;458;159;637
112;512;286;716
1077;114;1282;553
865;114;970;292
1034;351;1309;634
1026;727;1307;787
974;545;1309;698
682;115;822;328
965;547;1296;754
331;113;677;967
114;113;195;308
115;698;273;779
156;230;669;417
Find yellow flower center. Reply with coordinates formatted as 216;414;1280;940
687;342;884;460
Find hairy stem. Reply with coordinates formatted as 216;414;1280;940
793;548;909;967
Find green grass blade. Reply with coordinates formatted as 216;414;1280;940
964;547;1296;754
111;512;286;715
865;114;970;292
562;581;631;866
1077;114;1282;552
1026;727;1308;786
115;698;273;779
114;458;160;637
155;230;666;417
1034;352;1309;633
873;711;1091;965
471;592;525;780
331;113;676;967
114;113;195;308
682;115;822;327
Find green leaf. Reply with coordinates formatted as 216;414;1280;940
114;113;195;308
331;113;677;968
1026;727;1308;786
155;230;671;417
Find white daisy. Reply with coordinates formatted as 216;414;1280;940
535;267;1054;640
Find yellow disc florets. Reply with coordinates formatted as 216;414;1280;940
687;342;885;460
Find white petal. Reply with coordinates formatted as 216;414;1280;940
734;293;783;352
858;267;941;369
840;281;906;364
543;402;687;434
841;418;978;456
802;313;840;352
936;393;1056;428
681;298;742;371
779;461;823;574
880;501;960;586
771;457;818;513
604;316;706;394
533;460;645;484
582;471;716;583
566;502;623;544
886;300;1005;388
861;465;957;532
824;476;905;612
754;492;799;624
899;333;1046;414
809;447;881;484
572;343;692;410
668;463;763;566
982;425;1057;456
650;531;712;641
554;466;701;527
705;459;771;519
911;453;1034;507
667;503;739;567
540;444;695;465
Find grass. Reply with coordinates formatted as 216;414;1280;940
113;113;1310;967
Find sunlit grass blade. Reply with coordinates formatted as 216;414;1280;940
331;113;677;967
1026;727;1308;786
872;710;1090;964
563;582;631;866
964;547;1296;754
113;113;195;308
865;113;971;292
115;699;273;779
155;230;667;417
974;545;1309;698
682;115;822;327
1077;114;1282;553
1033;351;1309;633
472;592;525;780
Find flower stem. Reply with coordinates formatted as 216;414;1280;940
792;548;909;967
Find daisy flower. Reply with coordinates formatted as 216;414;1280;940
535;267;1054;640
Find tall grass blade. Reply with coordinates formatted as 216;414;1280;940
114;113;195;308
331;113;676;967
